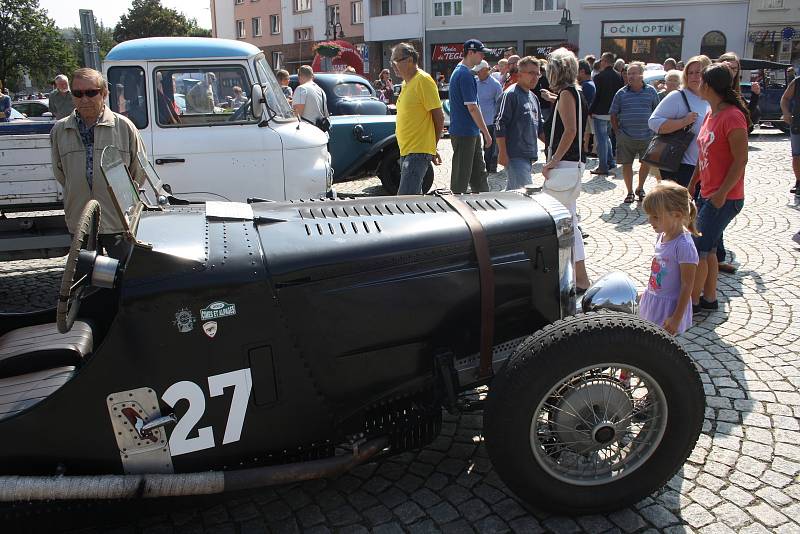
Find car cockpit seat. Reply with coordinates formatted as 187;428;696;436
0;322;92;421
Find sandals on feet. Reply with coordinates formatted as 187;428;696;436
635;188;646;202
624;192;635;204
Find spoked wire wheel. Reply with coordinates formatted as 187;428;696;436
531;363;667;486
484;312;704;514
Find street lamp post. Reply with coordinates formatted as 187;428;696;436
559;8;572;35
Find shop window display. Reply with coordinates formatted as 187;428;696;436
700;31;726;60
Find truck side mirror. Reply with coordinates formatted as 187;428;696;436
251;84;264;118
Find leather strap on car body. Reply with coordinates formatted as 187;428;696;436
435;190;495;379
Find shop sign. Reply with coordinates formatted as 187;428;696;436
432;44;464;62
603;20;683;38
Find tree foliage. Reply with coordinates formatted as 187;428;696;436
0;0;77;90
114;0;211;42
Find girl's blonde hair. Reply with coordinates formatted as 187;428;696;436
642;181;700;236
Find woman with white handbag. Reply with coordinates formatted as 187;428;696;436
541;48;592;293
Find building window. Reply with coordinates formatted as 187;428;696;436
295;0;311;12
433;0;461;16
533;0;564;11
700;31;726;59
235;0;244;4
252;17;262;37
327;5;341;25
352;1;363;23
373;0;406;16
762;0;784;8
270;14;281;34
483;0;511;13
272;52;284;69
295;27;313;41
236;19;245;38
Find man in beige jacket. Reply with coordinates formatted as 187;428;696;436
50;68;147;258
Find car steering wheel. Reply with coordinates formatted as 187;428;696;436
57;200;100;333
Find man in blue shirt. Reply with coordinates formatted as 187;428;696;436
609;61;660;203
495;56;544;190
449;39;493;193
474;60;503;173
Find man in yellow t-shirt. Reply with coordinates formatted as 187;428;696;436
392;43;444;195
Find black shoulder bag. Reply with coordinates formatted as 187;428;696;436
641;90;696;173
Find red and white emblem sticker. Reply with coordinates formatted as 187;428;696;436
202;321;218;338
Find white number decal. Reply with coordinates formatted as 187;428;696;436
161;368;253;457
208;368;253;445
161;380;215;456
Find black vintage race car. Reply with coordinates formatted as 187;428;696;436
0;148;704;514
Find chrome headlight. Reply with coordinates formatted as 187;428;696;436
581;271;639;314
527;190;575;318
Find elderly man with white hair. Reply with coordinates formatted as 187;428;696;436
48;74;75;120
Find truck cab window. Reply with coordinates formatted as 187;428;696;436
108;66;148;129
154;66;256;127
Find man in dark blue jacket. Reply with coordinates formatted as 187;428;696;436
588;52;623;175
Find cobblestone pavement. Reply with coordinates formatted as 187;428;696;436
2;129;799;533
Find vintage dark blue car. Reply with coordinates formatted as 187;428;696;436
290;73;389;116
739;58;793;132
0;147;705;515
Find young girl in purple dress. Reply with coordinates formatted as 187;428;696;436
639;182;700;335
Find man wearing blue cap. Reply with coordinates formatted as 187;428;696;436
449;39;493;193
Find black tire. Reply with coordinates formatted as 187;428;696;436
378;150;434;195
484;311;704;515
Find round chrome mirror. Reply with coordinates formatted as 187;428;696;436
251;83;264;118
581;271;639;315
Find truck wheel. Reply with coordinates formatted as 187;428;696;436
484;311;704;515
378;152;434;195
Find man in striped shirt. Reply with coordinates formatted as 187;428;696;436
610;61;660;203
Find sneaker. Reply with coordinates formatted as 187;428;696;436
692;302;702;314
699;297;718;310
792;182;799;194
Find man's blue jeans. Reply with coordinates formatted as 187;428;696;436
505;157;534;190
592;118;616;173
398;153;433;195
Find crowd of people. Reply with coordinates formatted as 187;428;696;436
390;39;785;336
25;37;800;340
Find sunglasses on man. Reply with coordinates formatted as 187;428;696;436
72;89;102;98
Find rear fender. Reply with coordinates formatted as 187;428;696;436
335;134;398;182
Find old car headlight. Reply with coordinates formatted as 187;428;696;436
527;191;576;318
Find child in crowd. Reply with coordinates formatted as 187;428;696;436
638;182;700;335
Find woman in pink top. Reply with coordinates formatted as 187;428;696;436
687;64;750;313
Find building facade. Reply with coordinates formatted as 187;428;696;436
424;0;578;80
576;0;748;64
212;0;367;74
363;0;424;81
745;0;800;67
